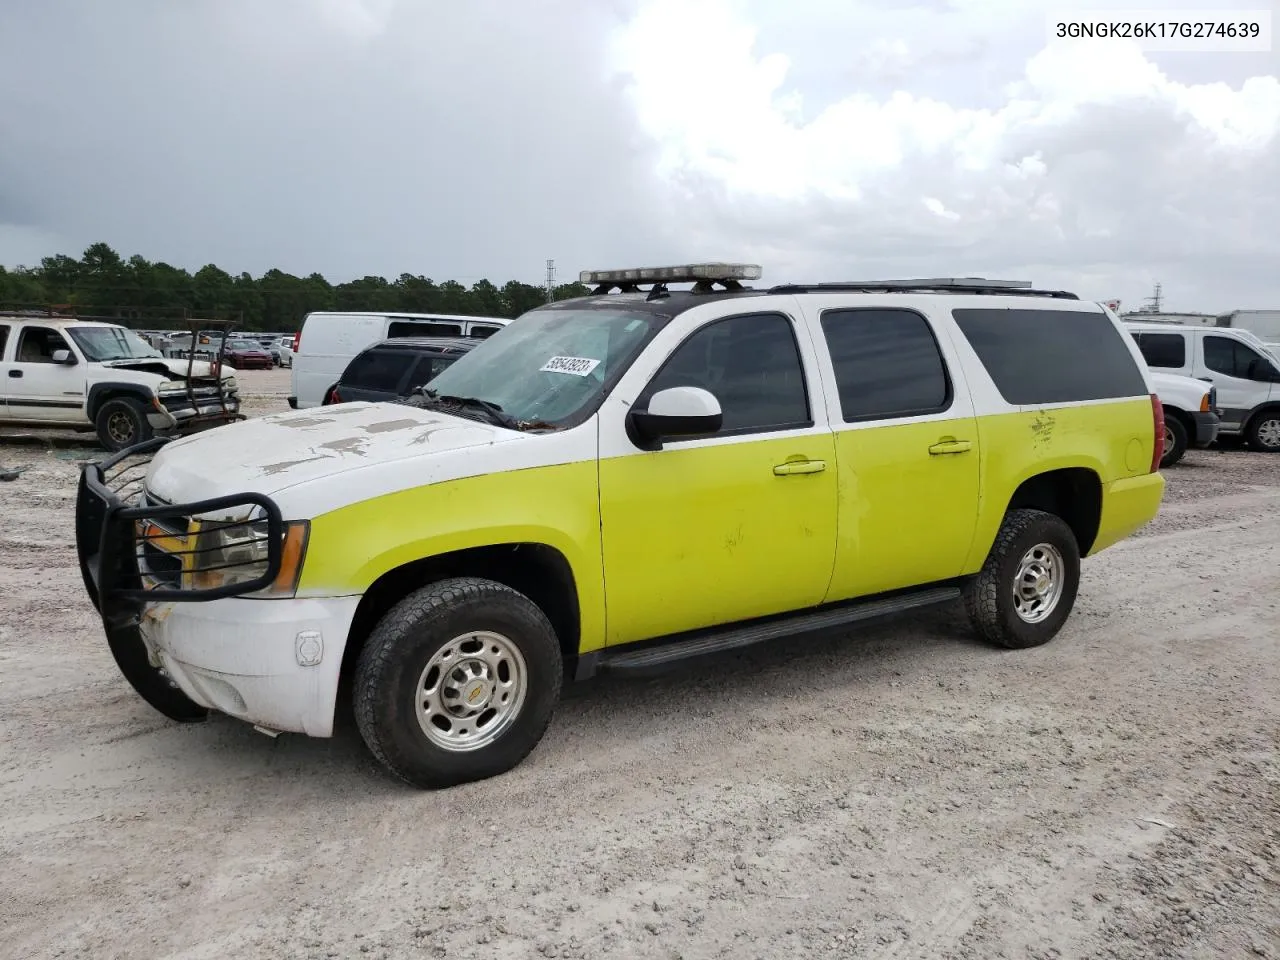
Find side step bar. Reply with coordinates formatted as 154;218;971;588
596;585;962;676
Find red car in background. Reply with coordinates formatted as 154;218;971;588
221;338;274;370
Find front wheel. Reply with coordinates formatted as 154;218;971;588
962;508;1081;650
353;577;563;789
1245;411;1280;453
95;397;155;452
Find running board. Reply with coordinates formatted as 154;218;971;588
596;585;962;676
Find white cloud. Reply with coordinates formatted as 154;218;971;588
614;0;1280;309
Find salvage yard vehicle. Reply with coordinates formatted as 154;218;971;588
1126;320;1280;452
0;312;242;451
220;338;274;370
289;311;508;409
1148;371;1219;467
75;265;1166;789
321;336;479;405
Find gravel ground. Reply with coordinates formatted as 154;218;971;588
1;370;1277;960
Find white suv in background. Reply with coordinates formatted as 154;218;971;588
1148;371;1219;466
1125;320;1280;452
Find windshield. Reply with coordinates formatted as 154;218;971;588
227;340;261;350
67;326;163;362
419;306;660;426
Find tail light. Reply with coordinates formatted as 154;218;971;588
326;386;341;405
293;329;302;354
1150;393;1165;473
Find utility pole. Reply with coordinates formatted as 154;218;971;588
1143;282;1163;313
545;259;556;304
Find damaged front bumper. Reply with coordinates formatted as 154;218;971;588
150;387;244;435
75;438;286;723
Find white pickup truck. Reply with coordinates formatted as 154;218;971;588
0;314;243;450
1150;370;1219;467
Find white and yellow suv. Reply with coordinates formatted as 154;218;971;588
75;265;1166;789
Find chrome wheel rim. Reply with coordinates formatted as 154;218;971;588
1012;543;1065;624
106;411;135;445
414;631;527;752
1163;424;1175;453
1257;418;1280;450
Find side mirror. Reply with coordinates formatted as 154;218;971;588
628;386;723;448
51;349;76;365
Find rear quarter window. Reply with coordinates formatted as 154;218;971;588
953;308;1149;405
1133;331;1186;368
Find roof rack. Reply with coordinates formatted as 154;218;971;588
767;278;1079;300
581;262;761;296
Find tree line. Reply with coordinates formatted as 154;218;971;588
0;242;592;332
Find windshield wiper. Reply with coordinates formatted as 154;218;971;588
415;389;521;430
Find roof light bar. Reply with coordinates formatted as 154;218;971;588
579;263;763;285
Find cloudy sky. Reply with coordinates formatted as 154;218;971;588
1;0;1276;311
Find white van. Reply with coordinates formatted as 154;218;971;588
289;311;508;409
1124;320;1280;451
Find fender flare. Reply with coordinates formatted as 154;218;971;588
87;382;157;421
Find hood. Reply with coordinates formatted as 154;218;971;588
106;357;231;380
1149;371;1205;392
145;401;515;507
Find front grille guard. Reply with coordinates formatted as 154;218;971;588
76;436;285;622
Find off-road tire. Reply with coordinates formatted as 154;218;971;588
95;397;154;452
962;508;1081;650
353;576;563;789
1160;414;1188;468
1244;410;1280;453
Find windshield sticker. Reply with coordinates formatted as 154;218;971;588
540;355;601;377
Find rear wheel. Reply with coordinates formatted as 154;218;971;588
962;508;1081;650
1245;411;1280;452
95;397;154;452
353;577;563;789
1160;415;1188;468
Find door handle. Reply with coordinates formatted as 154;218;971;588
7;370;20;378
928;439;972;455
773;459;827;476
1197;377;1213;383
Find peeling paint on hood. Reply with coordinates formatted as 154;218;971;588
145;402;515;506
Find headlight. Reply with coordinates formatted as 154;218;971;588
158;381;186;394
190;518;309;596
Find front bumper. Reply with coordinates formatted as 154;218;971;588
1190;410;1220;448
152;390;244;433
75;438;348;732
137;594;359;736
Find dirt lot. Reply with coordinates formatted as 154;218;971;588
2;369;1277;960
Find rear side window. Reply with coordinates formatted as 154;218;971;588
469;325;501;339
340;349;416;391
0;324;8;358
820;309;951;422
953;308;1148;405
1134;332;1186;368
388;320;463;338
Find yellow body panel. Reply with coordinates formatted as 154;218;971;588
1092;473;1166;554
293;400;1161;659
963;398;1162;570
597;432;838;645
296;461;610;652
824;416;981;601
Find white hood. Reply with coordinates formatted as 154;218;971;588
145;402;516;507
104;357;232;380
